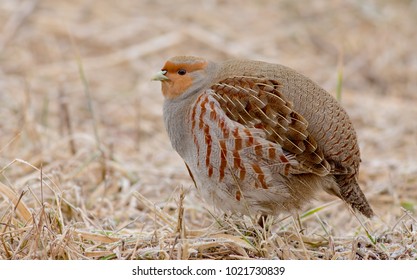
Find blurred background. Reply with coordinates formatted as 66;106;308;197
0;0;416;259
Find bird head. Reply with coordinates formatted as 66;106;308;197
152;56;213;100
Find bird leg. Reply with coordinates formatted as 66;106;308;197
257;214;268;228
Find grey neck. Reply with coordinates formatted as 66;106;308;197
163;96;195;158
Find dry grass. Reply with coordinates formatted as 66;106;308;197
1;0;416;260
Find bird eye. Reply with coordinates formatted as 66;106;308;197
177;69;186;75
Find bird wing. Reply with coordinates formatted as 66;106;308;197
210;76;332;176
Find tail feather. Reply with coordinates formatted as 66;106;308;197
336;175;374;218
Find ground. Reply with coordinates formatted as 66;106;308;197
0;0;416;260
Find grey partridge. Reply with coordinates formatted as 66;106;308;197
153;56;374;219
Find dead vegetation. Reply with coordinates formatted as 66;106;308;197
0;0;416;260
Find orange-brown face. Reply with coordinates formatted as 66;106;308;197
153;57;208;99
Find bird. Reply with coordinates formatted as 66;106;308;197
152;55;374;222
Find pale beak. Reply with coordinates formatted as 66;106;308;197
152;70;169;81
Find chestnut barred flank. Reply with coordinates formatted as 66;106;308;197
211;76;331;176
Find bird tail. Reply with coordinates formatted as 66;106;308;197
335;175;374;218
